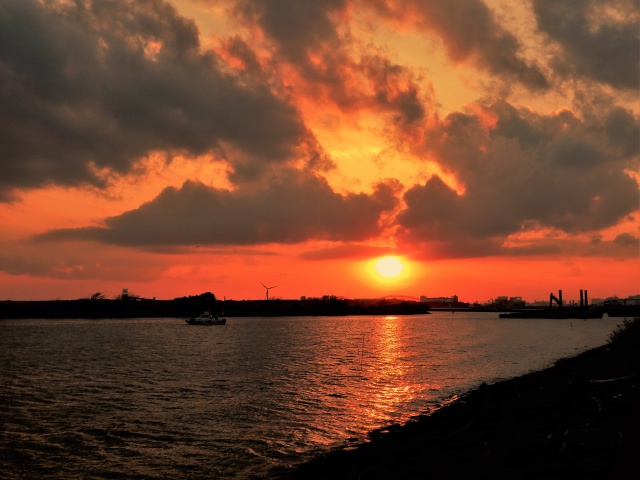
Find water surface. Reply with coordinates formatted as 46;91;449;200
0;312;622;478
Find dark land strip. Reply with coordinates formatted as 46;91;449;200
0;297;429;319
278;319;639;479
2;297;638;319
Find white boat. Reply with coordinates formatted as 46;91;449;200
185;311;226;325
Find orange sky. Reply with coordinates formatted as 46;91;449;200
0;0;638;303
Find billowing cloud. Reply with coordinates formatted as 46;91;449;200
36;174;398;247
233;0;431;127
236;0;548;94
0;0;314;201
532;0;639;90
397;100;639;257
369;0;549;91
234;0;347;66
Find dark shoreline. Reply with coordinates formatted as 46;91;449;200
277;320;639;479
0;297;430;319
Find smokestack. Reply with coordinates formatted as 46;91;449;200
580;289;584;308
585;290;588;307
559;290;563;308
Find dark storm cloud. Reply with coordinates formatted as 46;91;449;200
36;174;398;246
398;100;639;257
369;0;549;91
0;0;310;201
532;0;639;90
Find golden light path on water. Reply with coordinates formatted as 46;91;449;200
364;317;416;421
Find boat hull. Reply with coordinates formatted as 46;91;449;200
185;318;226;325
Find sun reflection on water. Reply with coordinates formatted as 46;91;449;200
357;316;422;425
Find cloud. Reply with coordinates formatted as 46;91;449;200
369;0;549;91
220;35;264;76
532;0;639;90
0;240;167;281
233;0;431;127
299;244;391;260
234;0;347;66
3;0;636;266
0;0;313;201
613;232;639;247
234;0;550;98
35;174;399;247
397;100;639;257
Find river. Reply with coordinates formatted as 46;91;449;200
0;312;623;478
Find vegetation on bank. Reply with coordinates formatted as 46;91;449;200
608;317;640;345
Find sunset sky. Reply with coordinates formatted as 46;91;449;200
0;0;638;304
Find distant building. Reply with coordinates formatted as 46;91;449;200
597;295;640;307
592;296;622;306
490;296;526;309
420;295;458;304
625;295;640;306
529;300;550;307
420;295;468;308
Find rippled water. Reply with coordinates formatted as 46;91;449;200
0;312;622;478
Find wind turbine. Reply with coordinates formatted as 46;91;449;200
261;282;277;300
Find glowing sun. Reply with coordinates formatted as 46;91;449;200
375;256;404;278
